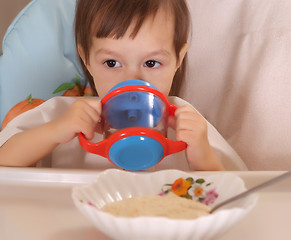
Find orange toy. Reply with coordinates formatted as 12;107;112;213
1;94;45;130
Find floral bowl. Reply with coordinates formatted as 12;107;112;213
72;169;258;240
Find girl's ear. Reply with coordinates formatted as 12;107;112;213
77;44;86;63
77;44;93;74
176;43;189;69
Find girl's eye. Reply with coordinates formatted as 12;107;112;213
104;60;121;68
144;60;161;68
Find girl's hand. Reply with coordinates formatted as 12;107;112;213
48;98;102;144
173;105;224;171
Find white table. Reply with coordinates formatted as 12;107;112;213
0;167;291;240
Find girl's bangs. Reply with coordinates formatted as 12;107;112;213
91;1;162;39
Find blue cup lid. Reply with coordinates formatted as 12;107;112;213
108;135;164;170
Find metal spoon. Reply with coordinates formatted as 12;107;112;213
210;171;291;213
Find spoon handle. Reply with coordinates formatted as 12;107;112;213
210;171;291;213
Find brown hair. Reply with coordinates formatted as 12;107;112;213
75;0;190;96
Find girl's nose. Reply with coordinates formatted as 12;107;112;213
124;67;143;81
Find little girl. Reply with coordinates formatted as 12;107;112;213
0;0;247;171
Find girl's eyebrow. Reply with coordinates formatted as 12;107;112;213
145;50;171;58
94;48;171;59
95;49;119;56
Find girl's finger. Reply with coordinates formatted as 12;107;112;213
82;104;100;123
82;98;102;115
79;120;96;140
176;118;207;132
174;104;199;116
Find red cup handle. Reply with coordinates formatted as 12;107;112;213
165;138;187;156
169;104;177;116
78;133;108;158
166;104;187;154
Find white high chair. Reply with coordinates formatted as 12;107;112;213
181;0;291;170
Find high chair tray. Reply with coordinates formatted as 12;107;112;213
0;167;290;240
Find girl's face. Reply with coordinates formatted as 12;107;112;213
81;9;188;98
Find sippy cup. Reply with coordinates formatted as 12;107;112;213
79;80;187;171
